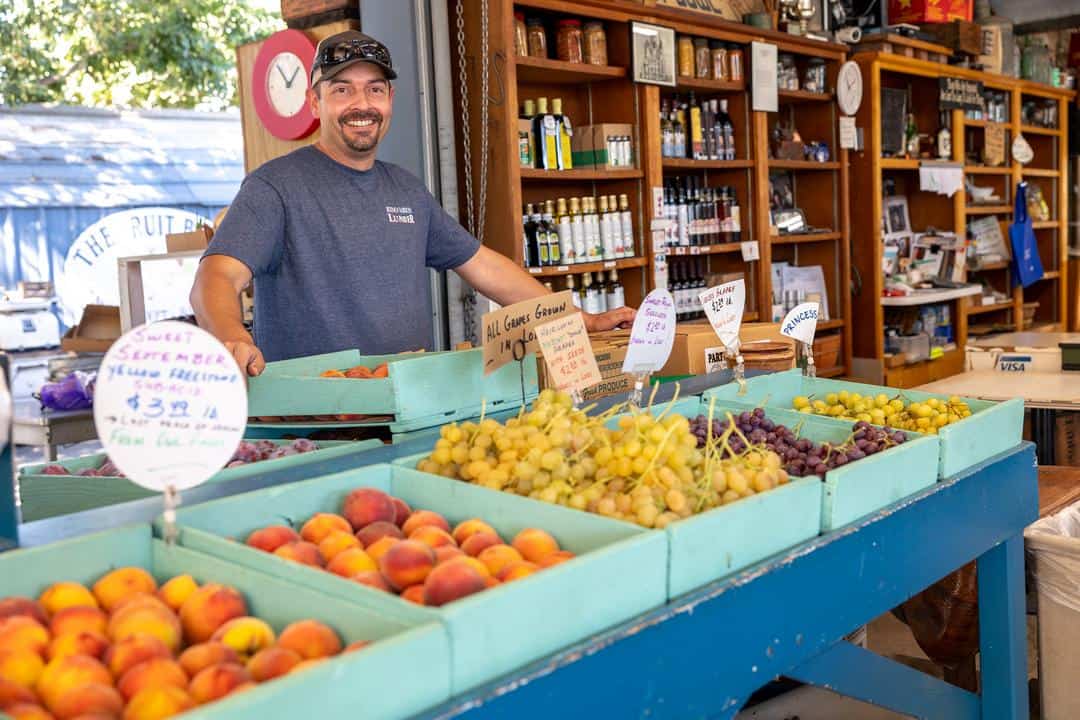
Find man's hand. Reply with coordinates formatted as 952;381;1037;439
583;306;636;333
225;340;266;377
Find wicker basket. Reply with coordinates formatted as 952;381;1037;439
812;333;843;372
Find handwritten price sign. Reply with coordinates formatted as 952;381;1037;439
535;314;602;393
482;291;576;375
622;289;676;374
93;321;247;492
700;279;745;350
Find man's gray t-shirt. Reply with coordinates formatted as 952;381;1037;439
205;146;480;362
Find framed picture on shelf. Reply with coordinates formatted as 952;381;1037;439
884;196;911;235
630;22;676;87
883;233;912;274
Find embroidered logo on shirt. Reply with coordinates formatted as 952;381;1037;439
386;206;416;224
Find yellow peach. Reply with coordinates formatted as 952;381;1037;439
38;583;98;617
105;604;181;654
316;530;360;563
0;676;37;708
103;635;171;679
299;513;351;545
209;617;275;659
177;585;247;645
0;617;50;657
276;620;341;660
177;642;239;679
35;655;112;711
49;682;123;720
49;607;106;639
246;647;300;682
91;568;157;613
0;648;45;689
451;518;496;546
156;575;198;613
116;658;187;702
46;631;109;663
326;548;377;578
187;662;250;704
121;685;195;720
4;703;54;720
511;528;559;563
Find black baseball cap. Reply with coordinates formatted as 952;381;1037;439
310;30;397;87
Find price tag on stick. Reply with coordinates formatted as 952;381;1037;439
622;289;676;407
535;314;602;406
94;321;247;541
780;302;820;377
700;279;746;385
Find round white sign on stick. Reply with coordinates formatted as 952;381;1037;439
94;321;247;492
700;279;746;351
780;302;820;346
622;289;677;375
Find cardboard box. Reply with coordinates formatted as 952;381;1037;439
572;123;634;170
889;0;971;23
61;304;121;353
538;331;634;401
1056;413;1079;467
165;224;213;253
659;322;795;377
518;118;536;169
918;21;982;55
570;123;595;169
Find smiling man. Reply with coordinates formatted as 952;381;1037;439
191;31;634;376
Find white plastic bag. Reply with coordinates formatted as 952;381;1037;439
1026;501;1080;613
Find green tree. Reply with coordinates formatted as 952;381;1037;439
0;0;281;109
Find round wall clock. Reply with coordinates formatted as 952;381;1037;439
837;61;863;117
252;29;319;140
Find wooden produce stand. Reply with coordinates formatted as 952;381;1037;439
847;50;1074;388
448;0;852;374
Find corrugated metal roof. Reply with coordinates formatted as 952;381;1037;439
0;105;244;208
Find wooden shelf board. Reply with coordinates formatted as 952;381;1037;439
818;319;845;330
965;204;1012;215
666;243;745;256
661;158;753;170
743;312;760;322
674;75;746;93
777;89;833;103
1033;220;1060;229
964;119;1011;130
515;56;626;85
772;231;841;244
819;365;846;378
520;168;643;181
964;165;1012;175
1020;124;1062;137
768;159;841;171
1040;271;1061;281
1022;168;1059;177
881;158;920;170
971;261;1010;271
966;300;1014;316
526;256;648;278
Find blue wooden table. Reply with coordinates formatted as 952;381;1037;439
416;444;1037;720
0;369;1037;719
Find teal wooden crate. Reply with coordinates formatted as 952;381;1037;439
248;349;539;433
15;439;382;522
0;524;450;720
703;368;1022;478
166;464;668;694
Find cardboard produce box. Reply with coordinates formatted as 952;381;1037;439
61;304;121;353
571;123;634;170
538;330;634;401
659;322;795;377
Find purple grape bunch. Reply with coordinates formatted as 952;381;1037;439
689;408;907;478
228;438;321;465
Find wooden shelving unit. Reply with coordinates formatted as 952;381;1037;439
848;51;1074;388
450;0;851;376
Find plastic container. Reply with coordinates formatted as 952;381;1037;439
704;369;1023;478
0;524;451;720
247;348;539;434
16;439;382;522
165;464;668;694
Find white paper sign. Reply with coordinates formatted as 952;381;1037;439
1012;135;1033;165
622;289;676;374
780;302;820;345
94;321;247;491
740;241;760;262
839;116;857;149
751;42;778;113
700;279;746;350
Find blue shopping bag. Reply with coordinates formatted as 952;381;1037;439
1010;181;1044;288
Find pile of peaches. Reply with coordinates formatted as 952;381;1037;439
0;568;364;720
246;487;575;607
319;363;389;379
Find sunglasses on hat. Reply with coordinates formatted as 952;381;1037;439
311;36;398;84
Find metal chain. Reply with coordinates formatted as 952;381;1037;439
476;0;489;246
454;0;474;236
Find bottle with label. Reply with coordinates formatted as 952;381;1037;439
605;269;625;310
671;97;686;159
550;97;573;170
660;100;674;158
689;91;703;160
566;274;581;309
582;272;601;314
569;197;587;263
905;112;919;158
598;195;617;260
523;203;540;268
542;200;561;266
555;198;574;264
936;111;952;160
519;99;536;168
618;194;634;257
534;98;558;170
532;204;550;266
718;99;735;160
676;185;690;247
584;197;602;260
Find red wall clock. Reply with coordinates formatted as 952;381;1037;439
252;29;320;140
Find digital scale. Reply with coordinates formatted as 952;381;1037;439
0;294;61;351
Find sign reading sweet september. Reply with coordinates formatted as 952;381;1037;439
622;289;676;374
482;291;576;375
93;321;247;491
535;313;602;393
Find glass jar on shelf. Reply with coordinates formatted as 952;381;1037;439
803;58;826;94
710;40;728;81
526;18;547;58
728;44;744;82
694;38;711;79
583;21;607;65
778;53;799;91
556;19;584;63
513;12;528;57
677;35;694;77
